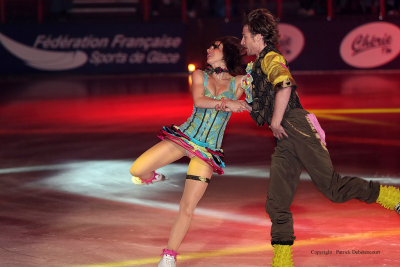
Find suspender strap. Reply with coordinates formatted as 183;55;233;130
186;174;211;184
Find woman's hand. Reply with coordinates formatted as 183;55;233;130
216;99;252;113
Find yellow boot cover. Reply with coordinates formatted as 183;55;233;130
131;176;144;185
376;185;400;214
271;244;294;267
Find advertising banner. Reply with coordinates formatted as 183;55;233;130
0;23;185;74
339;21;400;69
223;19;400;71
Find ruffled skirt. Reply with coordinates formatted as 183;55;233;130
158;125;225;175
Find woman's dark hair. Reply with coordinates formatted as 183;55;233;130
207;36;245;76
243;8;279;46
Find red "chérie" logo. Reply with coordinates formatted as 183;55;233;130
340;22;400;68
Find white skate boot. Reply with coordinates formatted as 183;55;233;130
158;249;178;267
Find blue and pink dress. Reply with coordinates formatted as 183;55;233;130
158;72;237;175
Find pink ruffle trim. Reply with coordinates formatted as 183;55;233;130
140;171;157;184
307;113;326;146
161;248;179;261
158;128;224;175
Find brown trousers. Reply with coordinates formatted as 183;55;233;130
266;109;380;245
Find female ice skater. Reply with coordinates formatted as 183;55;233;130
129;36;248;267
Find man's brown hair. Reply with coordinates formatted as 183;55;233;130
243;8;279;46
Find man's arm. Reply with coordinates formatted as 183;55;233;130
269;87;291;140
261;51;296;139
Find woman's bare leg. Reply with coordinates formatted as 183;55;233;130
130;140;186;180
166;156;213;250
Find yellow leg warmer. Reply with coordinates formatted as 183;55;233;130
271;245;294;267
376;185;400;214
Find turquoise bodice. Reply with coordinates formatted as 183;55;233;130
179;72;237;150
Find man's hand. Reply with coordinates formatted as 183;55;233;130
269;123;288;140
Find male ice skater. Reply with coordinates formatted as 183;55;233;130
220;8;400;267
